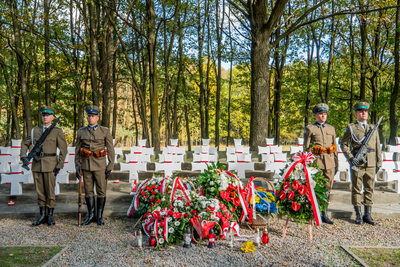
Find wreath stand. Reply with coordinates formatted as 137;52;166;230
282;216;313;241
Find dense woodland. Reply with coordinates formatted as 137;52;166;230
0;0;399;151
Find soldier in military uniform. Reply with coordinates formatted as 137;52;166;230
75;105;115;226
340;102;381;225
20;106;67;226
304;103;338;224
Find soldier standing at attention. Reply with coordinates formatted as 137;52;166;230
304;103;338;224
340;102;381;225
20;106;67;226
75;105;115;226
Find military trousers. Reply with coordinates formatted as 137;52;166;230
33;172;56;208
322;168;335;193
351;166;375;206
83;170;107;197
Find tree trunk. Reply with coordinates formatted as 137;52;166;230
389;0;400;145
215;0;224;149
88;0;100;106
350;13;355;123
324;1;336;104
359;2;367;100
305;27;314;127
44;0;51;105
197;0;206;139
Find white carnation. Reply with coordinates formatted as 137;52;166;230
210;181;214;186
168;227;174;233
158;228;163;234
210;187;215;192
158;238;165;244
174;221;180;226
167;217;172;222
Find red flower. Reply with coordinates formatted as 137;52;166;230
159;222;164;227
219;203;227;210
145;186;149;190
141;191;146;196
191;210;197;215
184;213;189;218
220;191;231;201
230;192;235;197
231;207;235;213
292;180;301;190
232;197;240;207
186;202;191;206
173;212;182;219
292;202;301;211
224;211;233;219
177;196;182;200
150;197;154;202
215;212;223;218
157;186;161;191
279;191;286;200
168;210;173;216
151;191;157;195
283;182;290;190
151;204;155;207
169;205;174;210
307;193;312;202
288;191;295;200
157;200;161;203
145;195;149;199
151;184;156;189
298;185;308;196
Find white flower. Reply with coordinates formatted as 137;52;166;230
158;228;163;234
210;187;215;192
308;167;319;175
155;207;161;212
161;197;165;201
295;162;303;171
216;180;221;184
167;217;172;222
174;221;180;226
169;227;174;233
158;238;165;244
210;181;214;186
173;202;177;207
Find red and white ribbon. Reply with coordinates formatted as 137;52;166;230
224;171;250;223
169;177;192;204
127;178;152;217
163;217;169;243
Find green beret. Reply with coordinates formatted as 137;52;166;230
85;105;100;115
40;106;56;115
312;103;329;114
353;102;369;112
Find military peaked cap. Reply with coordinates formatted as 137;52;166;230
353;102;370;112
40;106;56;115
85;105;100;116
312;103;329;114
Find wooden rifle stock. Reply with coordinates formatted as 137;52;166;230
78;168;82;226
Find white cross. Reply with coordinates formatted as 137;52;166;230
1;173;31;195
155;162;182;177
55;169;70;195
228;162;255;179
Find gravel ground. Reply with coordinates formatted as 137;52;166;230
0;217;399;266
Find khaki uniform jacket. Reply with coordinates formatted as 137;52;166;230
20;127;67;172
304;123;338;170
340;122;382;167
75;126;115;172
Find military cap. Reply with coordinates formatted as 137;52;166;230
312;103;329;114
85;105;100;116
353;102;369;112
40;106;56;115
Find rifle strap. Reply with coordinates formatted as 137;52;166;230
349;124;365;144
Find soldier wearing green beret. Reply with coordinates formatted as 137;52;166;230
340;102;382;225
75;105;115;226
20;106;68;226
303;103;338;224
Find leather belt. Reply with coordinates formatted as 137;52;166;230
39;152;57;157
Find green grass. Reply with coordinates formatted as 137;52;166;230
0;246;64;267
350;247;400;267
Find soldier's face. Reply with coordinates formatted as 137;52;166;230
314;112;327;123
355;110;368;122
42;114;54;126
87;115;99;126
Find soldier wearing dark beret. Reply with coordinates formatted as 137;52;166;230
340;102;381;225
20;106;68;226
304;103;338;224
75;105;115;226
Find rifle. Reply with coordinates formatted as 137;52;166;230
78;167;82;226
350;116;383;172
22;116;61;171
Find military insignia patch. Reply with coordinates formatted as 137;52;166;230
344;127;348;134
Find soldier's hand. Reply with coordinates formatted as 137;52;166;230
21;157;30;166
53;168;60;177
375;166;380;174
349;157;358;166
105;169;112;180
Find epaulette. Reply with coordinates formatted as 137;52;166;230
79;126;87;130
306;124;313;128
101;126;109;130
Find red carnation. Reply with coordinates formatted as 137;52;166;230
145;195;149;199
150;197;154;202
279;191;286;200
288;191;295;200
159;222;164;227
152;184;156;189
168;210;173;216
298;185;308;196
169;205;173;210
157;200;161;203
177;196;182;200
186;203;190;206
191;210;197;215
173;212;182;219
292;180;301;190
141;191;146;196
151;191;157;195
292;202;301;211
151;204;155;207
145;186;149;190
184;213;189;218
157;186;161;191
283;182;290;190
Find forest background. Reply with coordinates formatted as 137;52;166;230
0;0;399;152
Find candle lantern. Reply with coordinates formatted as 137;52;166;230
261;228;269;245
254;228;261;246
149;230;157;247
183;227;192;248
137;230;143;248
227;228;234;248
208;228;216;248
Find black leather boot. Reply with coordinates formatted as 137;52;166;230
363;206;377;226
47;207;55;226
354;206;363;225
321;211;334;224
32;206;47;226
82;197;96;226
97;197;106;226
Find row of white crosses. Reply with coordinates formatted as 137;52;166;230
381;137;400;193
192;139;218;173
226;138;255;179
257;138;288;175
155;139;184;177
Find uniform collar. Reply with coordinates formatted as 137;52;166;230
43;125;50;130
357;121;368;128
315;121;326;128
88;125;98;131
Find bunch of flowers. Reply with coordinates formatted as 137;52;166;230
249;187;277;216
197;162;246;221
275;154;328;223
